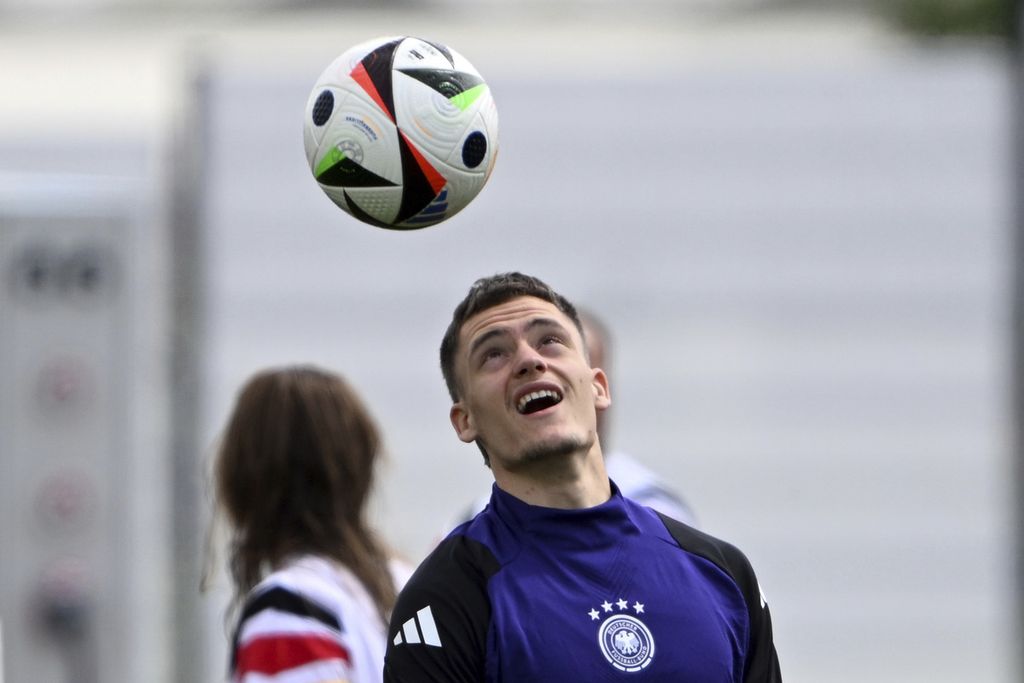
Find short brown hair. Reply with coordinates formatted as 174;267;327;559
439;272;583;402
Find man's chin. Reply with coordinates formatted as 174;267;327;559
517;437;585;468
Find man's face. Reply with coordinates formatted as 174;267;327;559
449;296;610;472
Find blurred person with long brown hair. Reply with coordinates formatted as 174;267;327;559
212;365;409;683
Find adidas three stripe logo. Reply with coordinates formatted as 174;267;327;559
393;605;442;648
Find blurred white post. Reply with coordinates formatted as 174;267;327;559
1014;2;1024;681
168;48;211;683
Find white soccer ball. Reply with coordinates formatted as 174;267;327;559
303;36;499;230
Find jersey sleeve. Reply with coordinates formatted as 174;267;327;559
235;634;352;682
231;586;354;683
728;552;781;683
742;595;782;683
655;513;782;683
383;534;499;683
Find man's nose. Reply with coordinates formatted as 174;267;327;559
514;343;547;376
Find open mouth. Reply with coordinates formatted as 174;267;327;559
517;389;563;415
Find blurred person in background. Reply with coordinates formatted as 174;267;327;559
439;306;698;534
210;365;411;683
577;308;699;524
384;272;780;682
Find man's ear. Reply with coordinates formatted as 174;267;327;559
592;368;611;411
450;402;478;443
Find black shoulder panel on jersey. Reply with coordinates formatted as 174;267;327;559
384;534;500;683
656;512;783;683
655;513;751;587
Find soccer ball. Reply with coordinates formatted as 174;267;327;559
303;36;499;230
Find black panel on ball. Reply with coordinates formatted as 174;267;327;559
395;136;441;224
361;39;402;120
317;156;397;188
398;69;484;98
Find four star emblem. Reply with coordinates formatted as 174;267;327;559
589;597;647;619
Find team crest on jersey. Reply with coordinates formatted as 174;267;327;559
588;597;655;672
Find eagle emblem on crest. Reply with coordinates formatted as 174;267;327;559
588;597;655;672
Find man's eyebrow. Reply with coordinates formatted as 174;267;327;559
468;327;508;358
526;317;567;334
468;317;573;356
466;317;569;358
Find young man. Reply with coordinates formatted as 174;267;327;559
384;272;782;682
438;307;699;536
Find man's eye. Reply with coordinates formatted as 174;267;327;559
541;335;563;346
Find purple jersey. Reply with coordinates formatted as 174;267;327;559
385;484;781;682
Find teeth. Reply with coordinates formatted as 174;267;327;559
517;389;561;413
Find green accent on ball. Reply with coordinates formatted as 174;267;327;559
315;146;398;188
449;84;487;111
315;146;347;178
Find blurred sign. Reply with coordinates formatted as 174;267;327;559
0;175;137;683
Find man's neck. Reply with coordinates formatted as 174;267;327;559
492;447;611;509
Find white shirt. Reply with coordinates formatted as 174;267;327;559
231;555;411;683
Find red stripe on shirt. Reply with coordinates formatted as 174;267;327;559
237;634;351;675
